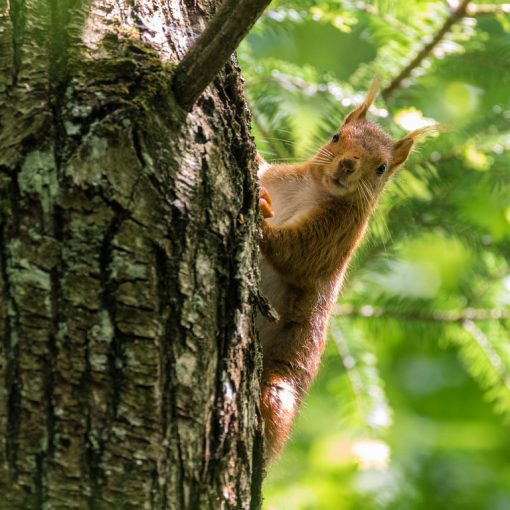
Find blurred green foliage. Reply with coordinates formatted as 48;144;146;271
238;1;510;508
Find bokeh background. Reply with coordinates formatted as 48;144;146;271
238;1;510;508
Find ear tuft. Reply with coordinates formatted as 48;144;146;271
363;75;380;113
343;76;380;125
406;124;442;141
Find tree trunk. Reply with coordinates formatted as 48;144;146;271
0;1;263;508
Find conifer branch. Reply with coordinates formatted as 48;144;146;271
173;0;273;111
331;323;392;434
462;319;510;387
382;0;473;100
331;325;364;394
467;3;510;15
334;304;510;323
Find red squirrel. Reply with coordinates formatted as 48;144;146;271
256;79;435;460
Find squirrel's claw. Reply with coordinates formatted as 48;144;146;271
259;186;274;219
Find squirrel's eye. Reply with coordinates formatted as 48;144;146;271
376;163;388;175
331;133;340;143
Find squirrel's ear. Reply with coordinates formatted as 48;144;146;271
390;126;438;173
342;77;380;125
390;136;414;172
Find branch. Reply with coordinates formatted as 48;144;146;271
173;0;273;111
467;3;510;15
331;324;365;395
381;0;473;100
334;304;510;323
462;319;510;386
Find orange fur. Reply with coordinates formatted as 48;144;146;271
257;80;435;461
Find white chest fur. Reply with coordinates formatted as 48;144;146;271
260;170;326;227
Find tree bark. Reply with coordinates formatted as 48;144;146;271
0;1;263;508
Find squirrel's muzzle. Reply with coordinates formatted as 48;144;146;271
335;158;356;179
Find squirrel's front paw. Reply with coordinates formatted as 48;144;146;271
259;186;274;219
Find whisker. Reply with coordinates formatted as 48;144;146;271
348;187;357;215
314;151;333;160
257;150;279;156
358;184;369;212
317;147;334;158
363;186;373;212
311;158;333;164
360;179;392;249
312;157;333;162
308;142;334;156
361;180;375;204
359;181;371;212
354;187;362;209
268;157;304;162
365;181;376;201
271;128;295;135
359;181;368;203
260;137;297;145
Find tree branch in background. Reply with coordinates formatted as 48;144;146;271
331;325;365;397
462;319;510;386
467;3;510;15
335;304;510;323
173;0;273;111
381;0;473;100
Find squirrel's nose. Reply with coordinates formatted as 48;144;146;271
335;158;356;178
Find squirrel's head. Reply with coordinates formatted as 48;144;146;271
310;78;436;204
